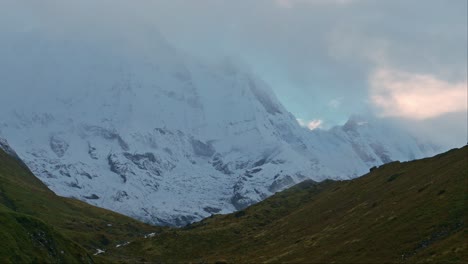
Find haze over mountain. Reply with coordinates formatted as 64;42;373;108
0;26;439;225
1;0;466;148
0;0;466;226
0;2;466;264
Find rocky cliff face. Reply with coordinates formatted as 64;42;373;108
0;29;439;226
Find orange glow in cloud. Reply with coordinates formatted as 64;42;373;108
370;68;467;120
297;118;323;130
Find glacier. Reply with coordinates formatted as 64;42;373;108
0;28;439;226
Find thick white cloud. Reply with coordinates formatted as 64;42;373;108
0;0;466;148
370;68;467;120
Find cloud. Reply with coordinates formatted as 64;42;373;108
297;118;324;130
388;111;467;149
297;118;307;127
276;0;357;8
328;98;343;109
0;0;466;149
370;68;467;120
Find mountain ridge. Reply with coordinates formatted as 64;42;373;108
0;137;465;263
0;29;439;225
104;145;468;263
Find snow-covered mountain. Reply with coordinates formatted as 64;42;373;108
0;29;439;226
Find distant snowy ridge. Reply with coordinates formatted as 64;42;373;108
0;29;439;226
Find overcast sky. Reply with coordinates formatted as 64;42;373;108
1;0;467;147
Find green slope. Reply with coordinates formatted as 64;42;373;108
106;146;467;263
0;146;160;263
1;143;466;263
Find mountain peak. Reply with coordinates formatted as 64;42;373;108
0;32;439;225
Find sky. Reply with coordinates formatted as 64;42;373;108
0;0;467;147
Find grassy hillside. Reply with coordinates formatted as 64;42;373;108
0;146;160;263
106;146;467;263
1;144;466;263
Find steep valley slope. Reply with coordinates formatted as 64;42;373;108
1;139;466;263
103;145;468;263
0;141;160;263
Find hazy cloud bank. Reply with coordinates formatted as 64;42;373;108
0;0;466;148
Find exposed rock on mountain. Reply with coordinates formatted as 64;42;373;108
0;29;439;226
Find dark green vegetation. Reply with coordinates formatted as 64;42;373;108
1;146;467;263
